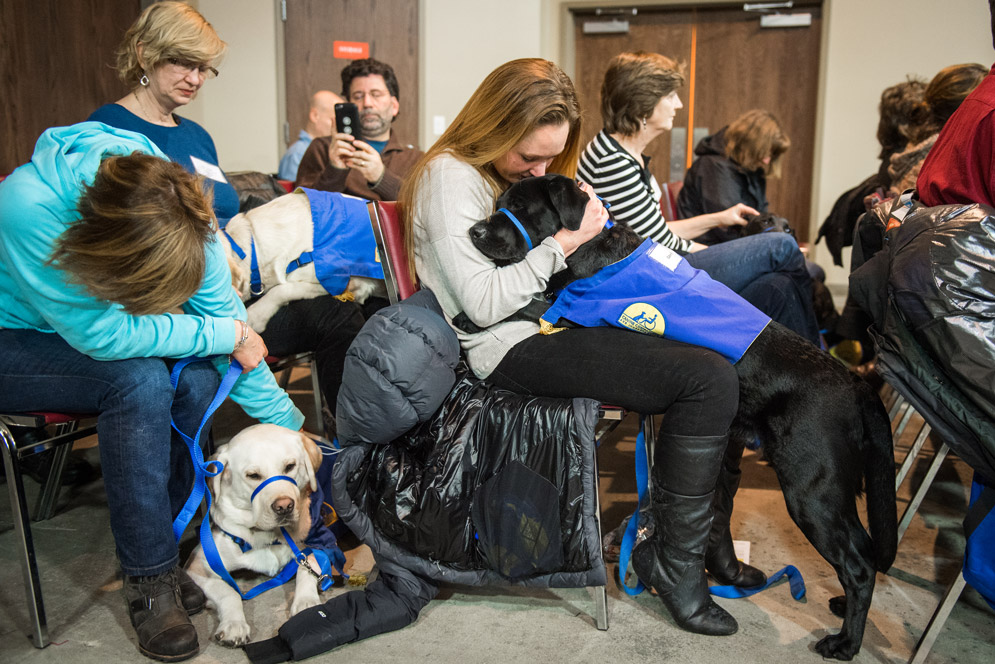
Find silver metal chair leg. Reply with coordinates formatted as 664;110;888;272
908;570;967;664
591;442;609;630
889;395;909;422
310;359;325;437
1;422;50;648
897;443;950;546
893;403;916;441
895;422;933;491
34;421;80;521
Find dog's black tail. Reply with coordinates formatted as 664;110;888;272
861;382;898;572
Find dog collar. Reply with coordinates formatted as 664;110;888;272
498;207;533;251
250;475;298;502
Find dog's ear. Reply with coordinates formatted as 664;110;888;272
209;447;231;499
300;433;320;492
545;176;587;231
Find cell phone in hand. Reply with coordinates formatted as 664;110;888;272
335;102;361;136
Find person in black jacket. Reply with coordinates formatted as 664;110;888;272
677;109;789;245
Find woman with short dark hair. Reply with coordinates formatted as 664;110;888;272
0;123;301;661
579;51;819;345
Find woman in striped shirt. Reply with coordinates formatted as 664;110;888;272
578;51;820;346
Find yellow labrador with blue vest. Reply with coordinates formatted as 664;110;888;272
221;189;386;333
185;424;324;647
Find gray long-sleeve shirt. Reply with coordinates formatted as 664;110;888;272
411;153;567;378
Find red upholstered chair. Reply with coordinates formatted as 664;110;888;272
660;180;684;221
366;201;418;304
2;411;98;647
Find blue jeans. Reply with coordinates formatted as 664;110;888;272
685;233;820;344
0;329;219;576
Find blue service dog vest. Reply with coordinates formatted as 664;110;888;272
301;188;384;295
540;239;770;363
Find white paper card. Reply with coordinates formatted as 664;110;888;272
733;539;751;565
648;242;682;272
190;155;227;183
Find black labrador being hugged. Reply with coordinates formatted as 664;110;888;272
467;174;896;661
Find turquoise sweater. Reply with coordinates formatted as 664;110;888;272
0;122;303;429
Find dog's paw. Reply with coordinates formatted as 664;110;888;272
290;591;322;616
828;594;847;618
214;619;252;648
246;307;273;335
814;633;859;661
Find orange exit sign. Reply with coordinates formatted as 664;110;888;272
333;41;369;59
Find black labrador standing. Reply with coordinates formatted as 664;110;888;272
467;174;896;661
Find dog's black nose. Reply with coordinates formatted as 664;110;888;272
271;497;295;516
470;224;486;241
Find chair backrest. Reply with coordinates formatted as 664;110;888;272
368;200;418;304
660;180;684;221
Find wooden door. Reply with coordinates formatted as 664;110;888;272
573;3;823;242
283;0;419;150
0;0;141;173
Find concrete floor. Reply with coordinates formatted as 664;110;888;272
2;370;993;664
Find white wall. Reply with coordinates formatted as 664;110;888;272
190;0;992;291
420;0;543;143
185;0;283;173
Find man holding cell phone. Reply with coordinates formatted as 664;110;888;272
295;58;422;201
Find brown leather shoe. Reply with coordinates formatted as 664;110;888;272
174;567;206;615
124;569;199;662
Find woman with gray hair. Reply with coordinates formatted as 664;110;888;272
579;51;821;594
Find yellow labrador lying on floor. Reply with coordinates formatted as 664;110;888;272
221;190;386;333
186;424;325;647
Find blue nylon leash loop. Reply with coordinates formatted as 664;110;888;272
250;475;297;502
710;564;807;600
170;357;243;542
618;415;649;596
498;207;533;250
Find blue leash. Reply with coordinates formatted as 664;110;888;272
169;356;242;541
617;415;806;601
168;357;342;599
617;416;649;595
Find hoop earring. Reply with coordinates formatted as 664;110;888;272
139;74;150;87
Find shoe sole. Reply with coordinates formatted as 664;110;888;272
138;644;200;662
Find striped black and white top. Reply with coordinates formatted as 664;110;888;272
577;131;692;254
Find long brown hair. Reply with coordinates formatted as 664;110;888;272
398;58;582;278
907;63;987;144
50;153;216;315
725;109;790;177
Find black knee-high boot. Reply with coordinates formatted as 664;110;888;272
631;433;738;636
705;437;767;588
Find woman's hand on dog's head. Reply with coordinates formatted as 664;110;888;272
716;203;759;228
553;182;609;257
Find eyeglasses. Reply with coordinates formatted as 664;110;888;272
165;57;219;79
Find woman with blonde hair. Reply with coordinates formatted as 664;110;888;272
677;108;790;244
88;0;238;226
0;123;302;661
91;1;369;427
401;58;742;637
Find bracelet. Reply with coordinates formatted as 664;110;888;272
232;320;249;353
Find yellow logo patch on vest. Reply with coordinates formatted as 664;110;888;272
619;303;665;336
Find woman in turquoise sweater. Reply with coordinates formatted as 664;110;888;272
0;122;302;662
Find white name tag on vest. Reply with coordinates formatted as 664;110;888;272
190;156;228;183
648;242;682;272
